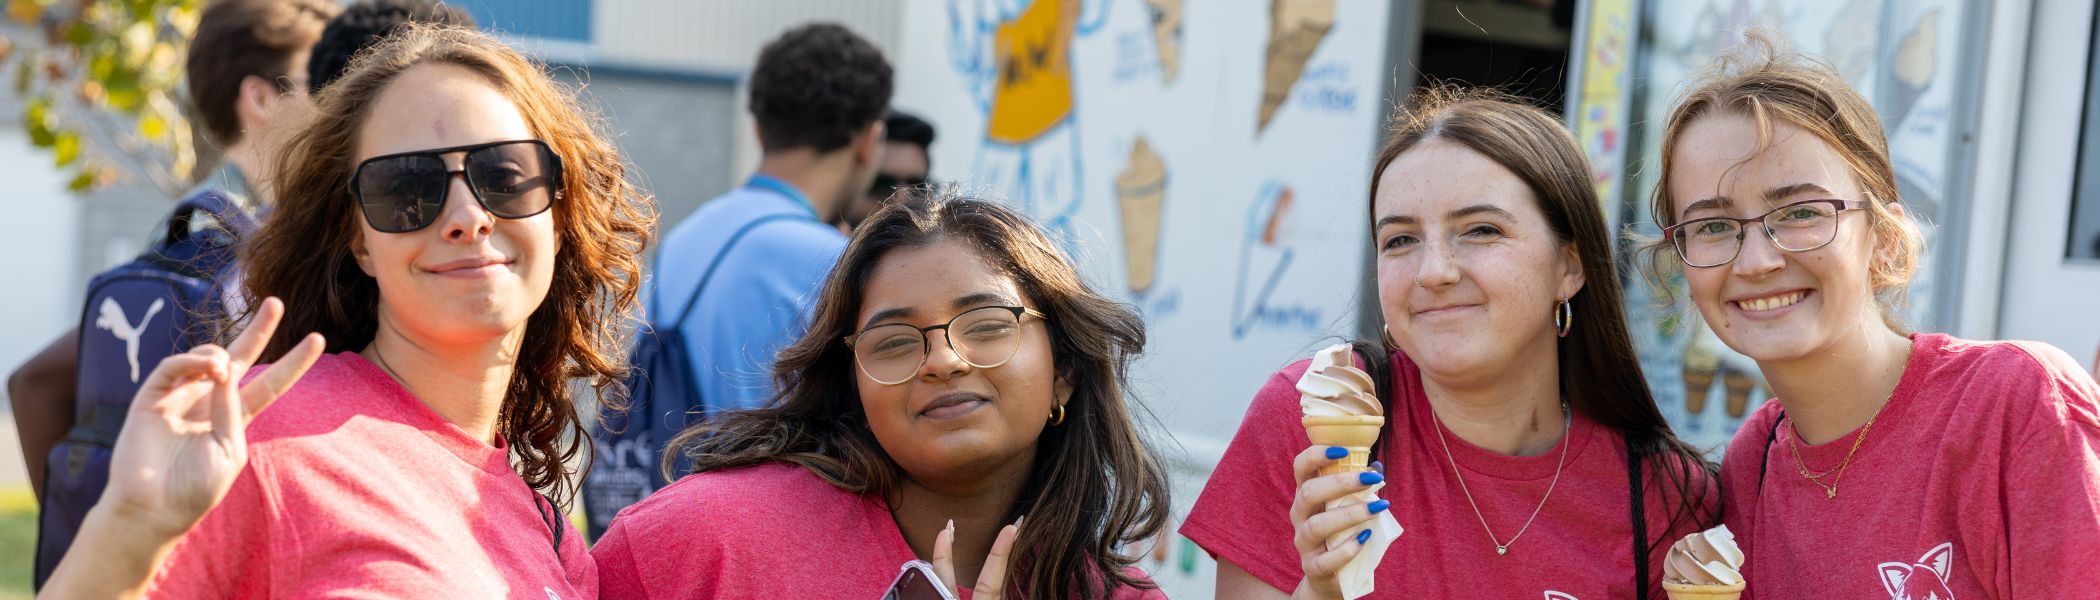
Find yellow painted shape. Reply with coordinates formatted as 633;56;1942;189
987;0;1077;144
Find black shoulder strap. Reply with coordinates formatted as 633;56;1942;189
533;492;565;559
1756;409;1786;497
1627;436;1648;600
654;212;812;327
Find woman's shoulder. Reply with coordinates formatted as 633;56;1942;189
1108;566;1171;600
610;462;862;530
1923;334;2089;383
244;351;401;442
1914;334;2100;425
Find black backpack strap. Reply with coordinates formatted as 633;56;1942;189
533;492;565;559
659;212;812;329
1627;435;1648;600
1756;409;1786;497
161;191;255;247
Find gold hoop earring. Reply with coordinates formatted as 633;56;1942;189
1049;403;1066;426
1381;324;1397;347
1554;297;1574;338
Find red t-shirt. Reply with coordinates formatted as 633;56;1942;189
147;352;596;598
1182;351;1716;599
592;462;1166;599
1719;334;2100;599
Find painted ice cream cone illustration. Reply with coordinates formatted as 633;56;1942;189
1259;0;1335;132
1117;137;1167;295
1297;343;1399;599
1663;525;1746;600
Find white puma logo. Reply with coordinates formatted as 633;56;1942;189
1879;542;1957;600
1543;592;1580;600
94;297;166;383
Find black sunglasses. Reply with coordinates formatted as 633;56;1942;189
868;173;927;198
349;139;564;234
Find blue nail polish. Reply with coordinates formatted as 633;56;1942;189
1359;471;1383;485
1367;499;1390;514
1325;446;1348;459
1370;460;1385;473
1355;529;1372;544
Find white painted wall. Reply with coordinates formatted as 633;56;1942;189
0;127;82;385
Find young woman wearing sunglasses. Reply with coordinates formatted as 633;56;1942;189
592;188;1171;600
1186;89;1719;599
1645;39;2100;598
50;24;652;596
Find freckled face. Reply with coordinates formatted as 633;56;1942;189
1666;114;1889;363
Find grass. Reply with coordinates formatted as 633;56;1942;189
0;488;35;600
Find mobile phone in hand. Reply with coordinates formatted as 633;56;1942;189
882;560;958;600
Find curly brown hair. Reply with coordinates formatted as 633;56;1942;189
239;24;654;507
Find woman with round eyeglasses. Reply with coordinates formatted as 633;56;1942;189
592;187;1172;600
1642;39;2100;598
39;24;653;596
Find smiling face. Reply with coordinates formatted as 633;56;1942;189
1666;113;1896;363
348;62;559;349
852;237;1068;483
1373;138;1583;385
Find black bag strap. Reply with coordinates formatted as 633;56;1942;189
1627;436;1648;600
160;191;254;248
1756;409;1785;497
532;491;565;560
652;212;811;330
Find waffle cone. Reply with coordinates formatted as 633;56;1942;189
1662;580;1745;600
1303;415;1382;478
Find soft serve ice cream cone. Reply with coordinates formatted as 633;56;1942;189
1296;343;1399;600
1662;525;1746;600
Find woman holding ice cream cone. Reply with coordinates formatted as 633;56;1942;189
1644;35;2100;599
1186;88;1721;600
592;187;1173;599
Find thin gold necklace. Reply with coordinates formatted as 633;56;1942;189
1430;402;1570;556
1785;394;1891;499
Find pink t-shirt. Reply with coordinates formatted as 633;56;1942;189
147;352;596;598
1719;334;2100;599
1182;351;1716;599
592;462;1167;599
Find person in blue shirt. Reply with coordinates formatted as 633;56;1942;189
653;23;895;416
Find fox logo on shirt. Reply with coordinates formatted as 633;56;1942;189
1878;542;1956;600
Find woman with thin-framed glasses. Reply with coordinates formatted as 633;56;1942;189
592;187;1173;600
1641;36;2100;598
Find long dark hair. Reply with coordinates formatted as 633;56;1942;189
240;24;653;507
664;187;1170;599
1362;87;1719;546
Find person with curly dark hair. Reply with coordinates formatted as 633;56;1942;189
587;23;894;520
307;0;476;94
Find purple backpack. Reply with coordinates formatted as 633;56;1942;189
34;191;252;589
